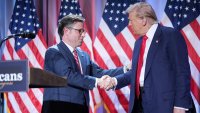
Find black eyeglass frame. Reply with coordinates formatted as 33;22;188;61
67;27;85;35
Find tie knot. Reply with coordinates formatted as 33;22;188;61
73;50;77;55
143;35;148;40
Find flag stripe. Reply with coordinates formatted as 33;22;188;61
96;30;123;67
191;78;200;105
115;90;129;112
190;19;200;40
182;26;200;57
99;19;130;65
5;40;15;60
116;33;132;60
27;89;42;111
189;57;200;90
21;45;41;68
93;47;108;69
181;31;200;71
94;37;116;68
36;29;48;50
7;93;21;113
121;27;136;50
119;86;130;100
105;90;126;113
19;92;39;113
89;91;95;113
98;89;118;113
27;41;44;67
191;93;200;113
13;93;29;113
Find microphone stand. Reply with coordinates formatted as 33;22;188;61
0;35;8;113
0;35;15;48
0;35;18;113
0;34;35;113
0;36;5;113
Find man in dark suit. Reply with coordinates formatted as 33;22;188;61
41;14;130;113
103;2;193;113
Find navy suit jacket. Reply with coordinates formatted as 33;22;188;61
43;41;124;106
115;24;192;113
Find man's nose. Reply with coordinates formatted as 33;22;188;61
81;32;86;38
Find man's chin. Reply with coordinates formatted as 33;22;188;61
78;42;82;47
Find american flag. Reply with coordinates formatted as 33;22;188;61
2;0;47;112
147;0;200;112
54;0;93;58
53;0;83;44
93;0;137;112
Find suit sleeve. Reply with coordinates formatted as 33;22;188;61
84;52;124;78
44;48;96;90
168;30;192;108
115;70;132;89
91;62;124;77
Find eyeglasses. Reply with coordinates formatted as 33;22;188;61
67;27;85;35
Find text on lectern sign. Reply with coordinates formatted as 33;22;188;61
0;60;29;92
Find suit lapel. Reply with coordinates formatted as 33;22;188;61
57;41;77;69
129;37;142;113
144;25;162;80
132;37;143;78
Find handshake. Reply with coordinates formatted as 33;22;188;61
96;75;116;91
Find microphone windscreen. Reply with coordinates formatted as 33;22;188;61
23;33;36;39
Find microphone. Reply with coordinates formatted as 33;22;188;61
0;32;36;48
7;32;36;39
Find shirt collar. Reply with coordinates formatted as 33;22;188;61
146;23;158;40
62;41;74;53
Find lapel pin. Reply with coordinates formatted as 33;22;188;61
156;40;159;43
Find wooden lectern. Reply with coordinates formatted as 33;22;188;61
0;60;67;92
29;68;67;88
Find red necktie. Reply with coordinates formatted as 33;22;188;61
136;35;148;98
73;50;81;70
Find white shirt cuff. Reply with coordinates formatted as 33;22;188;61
95;78;99;87
113;77;118;88
174;106;188;111
123;66;130;73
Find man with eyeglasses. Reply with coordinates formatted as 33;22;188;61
41;14;131;113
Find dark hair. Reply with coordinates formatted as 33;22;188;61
58;14;85;40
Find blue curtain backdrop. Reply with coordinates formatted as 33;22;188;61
0;0;15;58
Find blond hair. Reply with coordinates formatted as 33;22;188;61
126;2;157;23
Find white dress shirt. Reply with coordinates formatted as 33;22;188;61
139;24;158;87
62;41;83;74
138;24;188;110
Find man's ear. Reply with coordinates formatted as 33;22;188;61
63;27;70;35
63;27;68;32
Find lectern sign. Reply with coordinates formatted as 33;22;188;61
0;60;29;92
